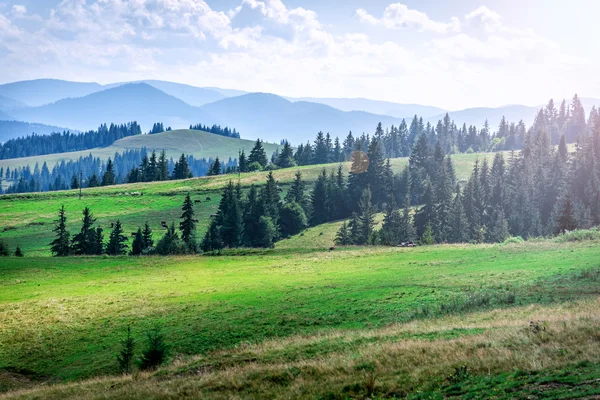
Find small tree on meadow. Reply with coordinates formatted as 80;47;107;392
14;246;24;257
139;326;168;370
50;205;70;257
106;219;128;255
142;222;154;248
117;325;136;374
0;240;9;256
179;193;196;251
130;228;145;256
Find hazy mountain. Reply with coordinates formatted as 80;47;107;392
0;110;13;120
12;83;213;132
0;120;74;143
203;87;249;97
433;105;539;130
112;80;227;107
200;93;402;143
0;95;27;112
290;97;446;119
0;79;104;107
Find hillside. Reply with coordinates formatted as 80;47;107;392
11;84;213;132
0;95;26;112
291;96;446;119
200;93;403;143
0;121;74;143
0;79;103;107
0;151;500;256
0;240;599;397
0;129;280;169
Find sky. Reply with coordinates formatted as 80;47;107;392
0;0;599;109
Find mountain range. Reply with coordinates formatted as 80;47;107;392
1;78;599;145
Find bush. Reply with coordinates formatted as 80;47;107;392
256;216;276;248
554;228;600;243
14;246;24;257
247;161;263;172
139;326;168;370
503;236;525;245
0;240;9;256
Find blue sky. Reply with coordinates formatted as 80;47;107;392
0;0;598;109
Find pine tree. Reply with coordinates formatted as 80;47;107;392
414;180;435;239
277;141;295;168
139;326;168;370
71;174;80;190
421;224;435;245
50;205;70;256
117;325;136;374
398;196;416;243
14;246;24;257
356;187;376;244
71;207;97;255
102;158;115;186
380;196;402;246
261;172;281;224
239;149;248;173
554;192;578;234
311;169;329;225
216;181;243;248
208;157;221;176
131;227;144;255
87;174;100;188
179;193;196;250
142;222;153;249
313;131;329;164
93;227;104;255
285;170;308;211
448;185;469;243
157;150;169;181
335;222;352;245
249;139;268;168
157;222;184;255
107;219;128;255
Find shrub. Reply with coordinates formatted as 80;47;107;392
279;202;308;238
503;236;525;245
554;228;600;243
247;161;263;172
139;326;168;370
14;246;24;257
0;240;9;256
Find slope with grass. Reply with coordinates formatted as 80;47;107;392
0;152;500;256
0;129;281;169
0;239;599;397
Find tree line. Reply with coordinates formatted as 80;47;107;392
1;149;236;194
0;122;142;160
189;123;241;139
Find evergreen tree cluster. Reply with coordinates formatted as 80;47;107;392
0;122;142;160
189;123;241;138
2;149;237;194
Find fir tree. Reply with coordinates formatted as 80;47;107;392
71;174;80;190
179;193;196;250
139;326;168;370
131;228;145;256
50;205;70;257
107;219;128;255
102;158;116;186
14;246;24;257
71;207;97;255
398;196;416;243
117;325;136;374
356;187;376;244
335;221;352;245
142;222;153;249
311;169;329;225
249;139;268;168
87;174;100;188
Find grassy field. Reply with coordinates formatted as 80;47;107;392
0;238;599;397
0;129;282;170
0;152;499;256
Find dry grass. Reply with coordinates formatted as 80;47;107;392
3;297;599;399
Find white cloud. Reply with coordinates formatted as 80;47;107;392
11;4;27;15
357;3;460;34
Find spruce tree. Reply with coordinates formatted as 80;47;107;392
93;227;105;255
261;172;281;225
131;228;144;256
279;201;308;238
398;196;416;243
239;149;248;173
142;222;153;248
380;196;402;246
249;139;268;168
311;169;329;225
117;325;136;374
356;187;376;244
87;174;100;188
102;158;116;186
107;219;128;255
179;193;196;250
139;326;168;370
14;246;24;257
285;170;308;211
71;174;80;190
414;180;435;239
554;192;578;234
448;185;469;243
50;205;70;257
216;181;243;248
335;222;352;245
71;207;97;255
0;241;9;256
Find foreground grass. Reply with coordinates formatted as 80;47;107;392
0;151;503;256
1;239;599;391
2;296;599;399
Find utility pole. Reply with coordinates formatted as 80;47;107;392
238;148;241;178
79;169;82;200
